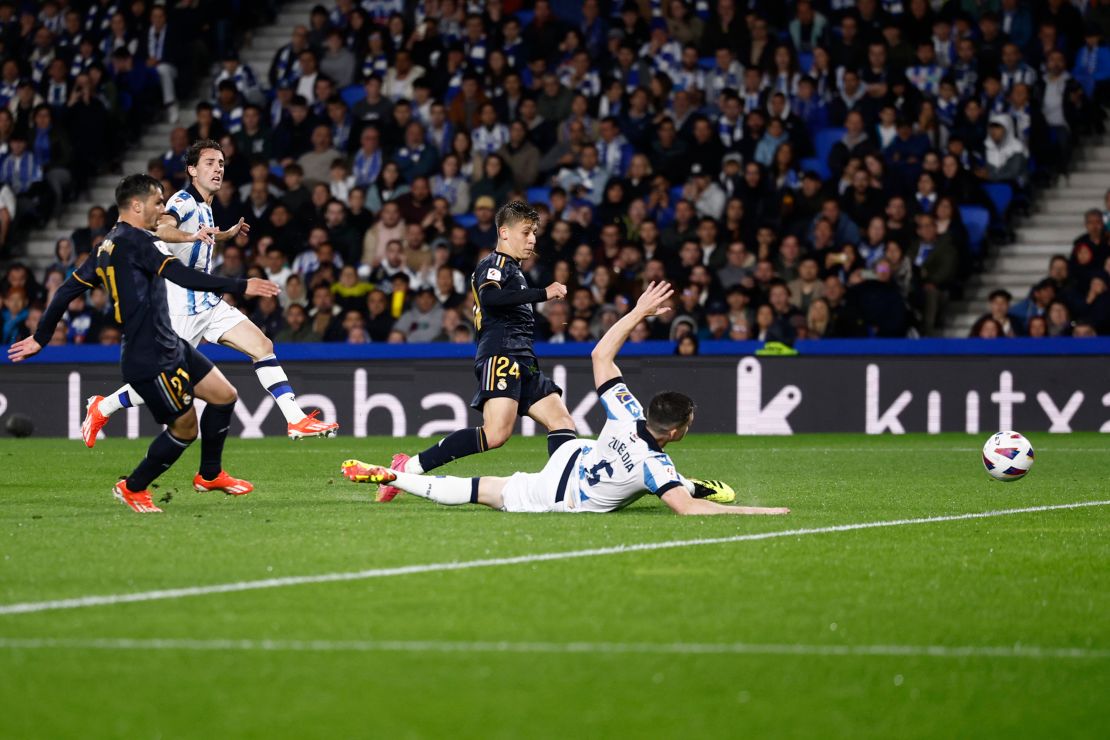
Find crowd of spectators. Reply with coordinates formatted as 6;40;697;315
972;188;1110;337
4;0;1110;349
0;0;273;253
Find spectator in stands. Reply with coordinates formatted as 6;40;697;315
969;316;1004;338
394;286;444;343
909;213;959;335
275;303;320;343
978;289;1021;337
1013;278;1057;328
1072;209;1110;291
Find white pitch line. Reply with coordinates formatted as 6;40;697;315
0;500;1107;617
0;637;1106;661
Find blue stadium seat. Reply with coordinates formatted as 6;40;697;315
515;10;534;26
454;213;478;228
526;186;551;204
960;206;990;256
800;156;827;180
340;84;366;107
797;52;814;73
698;56;716;70
670;184;685;202
813;127;845;178
269;163;284;178
983;183;1013;222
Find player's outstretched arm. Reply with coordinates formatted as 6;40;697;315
215;217;250;243
154;213;218;246
9;267;98;361
591;281;673;388
161;259;279;298
660;487;790;516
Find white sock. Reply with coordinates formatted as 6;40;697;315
392;471;476;505
404;455;424;474
99;384;143;416
253;354;306;423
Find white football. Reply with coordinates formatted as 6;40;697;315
982;431;1035;482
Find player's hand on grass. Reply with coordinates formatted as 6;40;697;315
245;278;280;298
189;226;219;246
7;336;42;363
545;282;567;300
636;281;673;316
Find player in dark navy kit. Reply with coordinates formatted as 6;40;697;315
352;201;578;502
8;175;280;513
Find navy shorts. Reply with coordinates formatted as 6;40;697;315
471;354;562;416
130;341;215;425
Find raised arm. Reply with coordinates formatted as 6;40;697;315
591;281;673;389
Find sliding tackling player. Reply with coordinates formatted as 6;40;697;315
342;281;790;516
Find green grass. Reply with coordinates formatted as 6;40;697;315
0;433;1108;739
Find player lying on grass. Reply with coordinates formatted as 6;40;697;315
8;174;280;513
81;138;338;446
342;281;790;516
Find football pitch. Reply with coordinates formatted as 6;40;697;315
0;433;1107;739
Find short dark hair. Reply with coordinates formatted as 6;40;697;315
186;138;223;169
115;173;162;208
988;289;1013;302
495;200;538;230
647;392;696;434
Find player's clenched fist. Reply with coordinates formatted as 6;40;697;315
545;282;567;300
245;278;281;298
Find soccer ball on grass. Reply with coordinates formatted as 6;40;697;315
982;431;1034;482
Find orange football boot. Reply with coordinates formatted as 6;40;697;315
82;395;109;448
112;481;163;513
193;470;254;495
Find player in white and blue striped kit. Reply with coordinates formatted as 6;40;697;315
81;140;339;449
342;282;790;517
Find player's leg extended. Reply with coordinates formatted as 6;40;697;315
82;384;147;447
408;397;518;475
190;364;253;495
217;319;338;438
342;460;509;509
526;393;578;456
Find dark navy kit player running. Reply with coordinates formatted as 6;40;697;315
8;174;280;513
368;201;578;502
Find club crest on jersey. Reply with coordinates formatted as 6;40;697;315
486;267;502;281
497;378;507;391
97;240;115;256
615;388;642;417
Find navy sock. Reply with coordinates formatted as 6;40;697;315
547;428;577;456
417;427;487;472
199;401;236;480
126;431;191;491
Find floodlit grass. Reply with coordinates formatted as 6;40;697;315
0;433;1107;739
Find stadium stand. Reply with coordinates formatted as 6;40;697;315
3;0;1110;349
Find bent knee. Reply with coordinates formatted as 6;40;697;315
483;425;513;449
254;337;275;358
211;389;238;406
171;414;199;441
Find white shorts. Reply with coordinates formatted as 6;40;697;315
500;439;589;513
170;301;249;348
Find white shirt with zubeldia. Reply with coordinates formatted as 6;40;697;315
159;185;219;316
